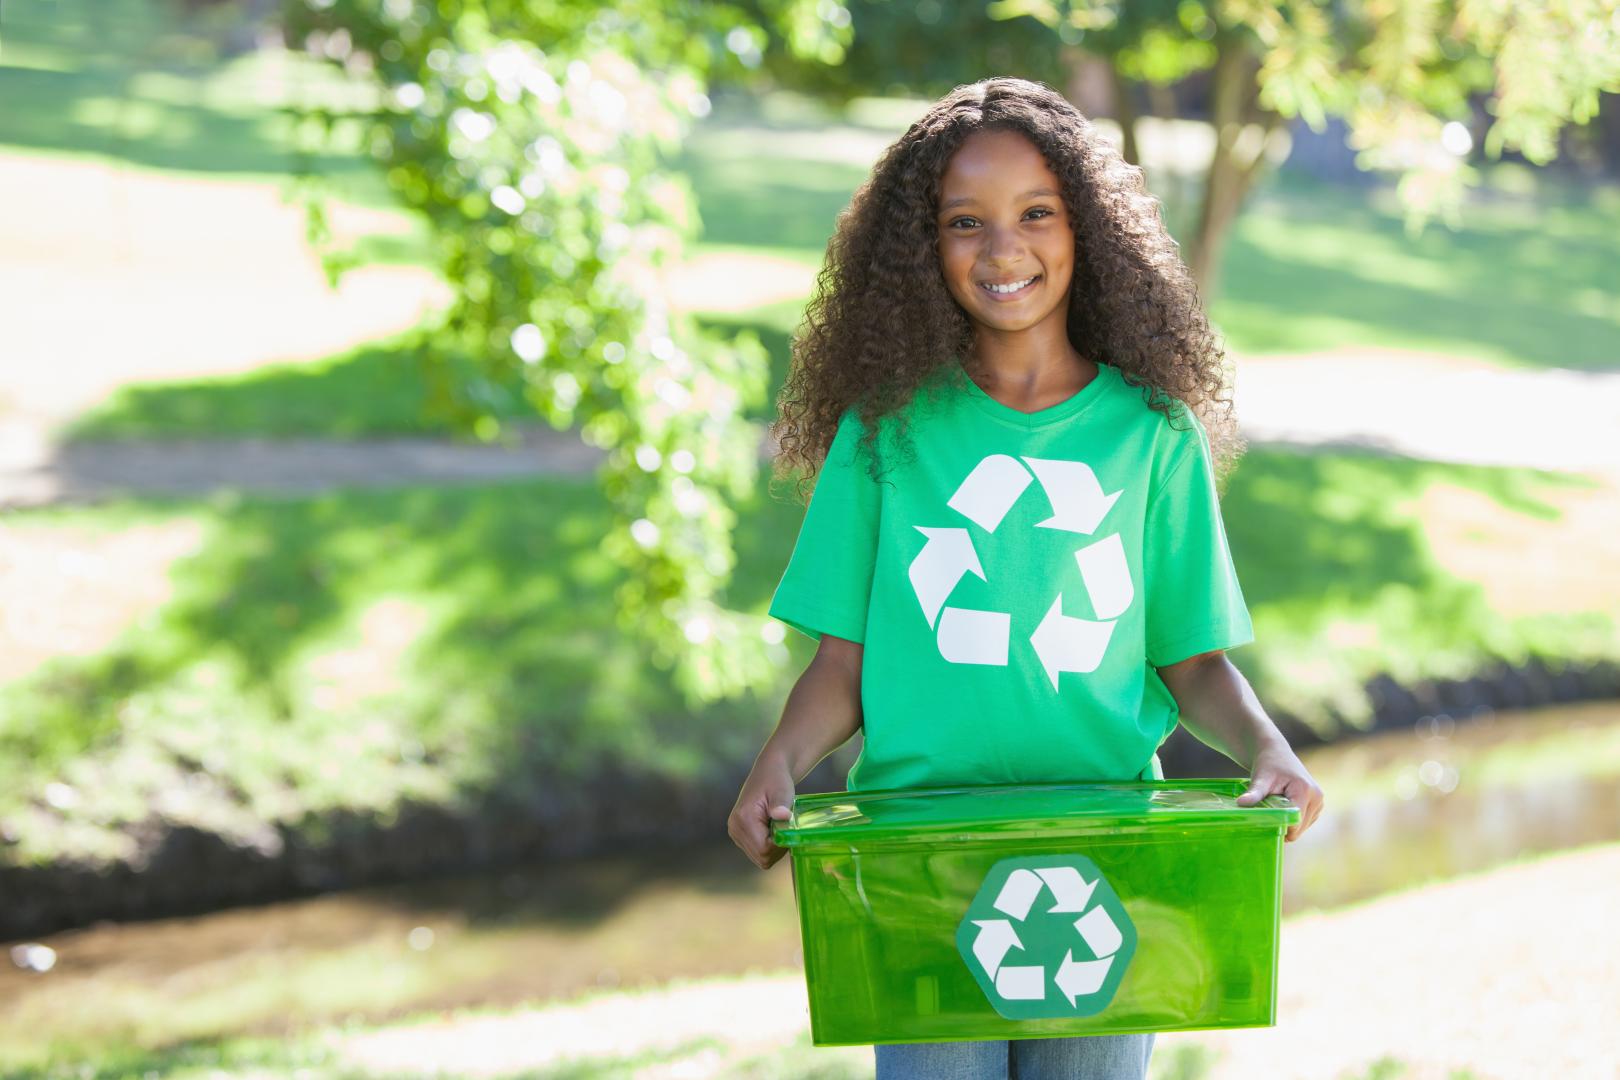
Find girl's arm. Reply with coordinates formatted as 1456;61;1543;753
728;634;865;869
1157;650;1325;841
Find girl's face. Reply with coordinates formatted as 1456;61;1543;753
935;128;1074;337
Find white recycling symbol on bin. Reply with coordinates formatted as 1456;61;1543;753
954;854;1137;1020
907;454;1131;689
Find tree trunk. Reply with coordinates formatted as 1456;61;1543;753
1594;90;1620;177
1145;80;1178;121
1107;62;1141;168
1187;32;1285;302
1062;45;1142;168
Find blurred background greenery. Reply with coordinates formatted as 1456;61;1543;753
1;0;1618;1076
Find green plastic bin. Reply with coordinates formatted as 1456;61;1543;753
771;779;1299;1046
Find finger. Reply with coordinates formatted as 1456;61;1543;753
1305;794;1324;833
730;806;776;870
1236;775;1275;806
742;816;773;860
1275;781;1311;839
1284;780;1322;826
757;809;788;846
1288;787;1323;840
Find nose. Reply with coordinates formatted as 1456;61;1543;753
982;221;1026;268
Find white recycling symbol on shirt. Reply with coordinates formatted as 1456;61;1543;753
906;454;1132;689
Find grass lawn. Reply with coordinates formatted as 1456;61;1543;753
61;329;533;442
2;447;1613;871
0;474;796;867
0;0;390;203
5;20;1613;440
0;0;448;434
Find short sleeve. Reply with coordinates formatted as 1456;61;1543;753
1143;416;1253;667
768;410;881;644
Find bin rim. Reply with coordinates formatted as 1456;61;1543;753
771;778;1299;846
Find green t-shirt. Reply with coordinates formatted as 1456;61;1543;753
768;361;1253;793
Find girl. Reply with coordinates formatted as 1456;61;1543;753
728;77;1324;1080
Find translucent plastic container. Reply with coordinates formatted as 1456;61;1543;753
771;779;1299;1046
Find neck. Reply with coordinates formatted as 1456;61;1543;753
968;311;1089;391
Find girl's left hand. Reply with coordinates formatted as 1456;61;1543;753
1235;743;1324;842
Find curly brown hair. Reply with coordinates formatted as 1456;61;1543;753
769;76;1245;501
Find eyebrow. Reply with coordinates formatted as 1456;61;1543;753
939;187;1061;211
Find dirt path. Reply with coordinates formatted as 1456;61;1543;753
2;349;1618;510
326;843;1620;1080
1235;345;1620;473
0;425;607;509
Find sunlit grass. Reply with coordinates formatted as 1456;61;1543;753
0;980;874;1078
0;0;443;431
1218;448;1617;729
2;447;1613;871
0;474;800;866
1216;169;1620;368
46;158;1620;436
0;0;386;200
4;33;1611;441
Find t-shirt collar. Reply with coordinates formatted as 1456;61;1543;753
952;360;1116;429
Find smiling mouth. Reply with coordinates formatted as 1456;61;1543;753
978;274;1040;299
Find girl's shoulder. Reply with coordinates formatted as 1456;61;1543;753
837;369;958;436
1105;374;1214;494
1108;368;1204;438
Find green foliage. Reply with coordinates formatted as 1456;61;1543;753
998;0;1620;234
278;0;850;705
763;0;1068;101
991;0;1216;82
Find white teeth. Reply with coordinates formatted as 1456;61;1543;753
982;276;1036;294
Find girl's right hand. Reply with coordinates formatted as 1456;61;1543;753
728;757;797;870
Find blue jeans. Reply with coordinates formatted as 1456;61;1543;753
874;1033;1154;1080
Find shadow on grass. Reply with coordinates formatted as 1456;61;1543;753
674;126;870;252
0;467;800;768
1217;171;1620;370
0;468;812;924
62;325;553;441
1223;444;1589;616
1215;444;1610;730
0;60;370;183
0;0;384;199
64;312;798;442
0;442;1607;927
